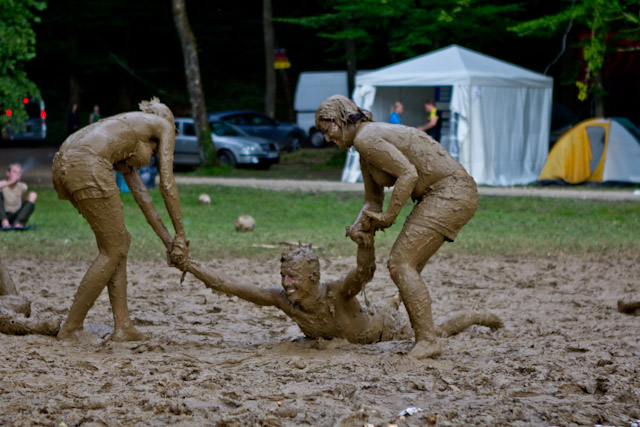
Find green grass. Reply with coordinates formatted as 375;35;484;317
1;185;639;262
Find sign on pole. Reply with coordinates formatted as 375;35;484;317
274;48;291;69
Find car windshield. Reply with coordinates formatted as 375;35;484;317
210;120;244;137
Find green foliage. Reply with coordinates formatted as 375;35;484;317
1;186;639;263
278;0;521;62
0;0;46;134
510;0;640;102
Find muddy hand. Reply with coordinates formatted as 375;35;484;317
363;210;394;231
168;233;190;271
345;225;374;248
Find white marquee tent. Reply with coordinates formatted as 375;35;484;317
345;45;553;186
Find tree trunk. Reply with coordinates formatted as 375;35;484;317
172;0;218;167
278;69;295;123
343;19;357;98
263;0;276;118
594;75;605;117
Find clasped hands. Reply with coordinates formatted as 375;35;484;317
167;232;190;271
346;210;395;247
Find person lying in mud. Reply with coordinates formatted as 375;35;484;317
0;256;60;336
52;97;189;342
315;95;479;358
185;232;502;345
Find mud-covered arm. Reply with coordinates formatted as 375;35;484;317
350;158;385;233
188;261;287;308
122;167;172;248
336;238;376;300
156;121;186;238
356;138;417;231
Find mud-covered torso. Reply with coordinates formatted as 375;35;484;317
285;282;386;344
58;113;159;170
355;123;463;199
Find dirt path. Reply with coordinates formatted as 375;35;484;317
1;254;639;426
175;176;640;202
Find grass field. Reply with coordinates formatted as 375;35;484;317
1;184;638;262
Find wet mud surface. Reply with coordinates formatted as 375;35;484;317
1;253;639;426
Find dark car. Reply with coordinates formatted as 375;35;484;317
208;110;305;152
1;98;47;142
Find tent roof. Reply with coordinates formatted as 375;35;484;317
356;45;553;88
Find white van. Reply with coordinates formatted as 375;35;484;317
294;71;351;148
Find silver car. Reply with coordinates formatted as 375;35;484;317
174;117;280;169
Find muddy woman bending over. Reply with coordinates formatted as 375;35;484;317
315;95;479;359
186;232;501;345
52;98;189;342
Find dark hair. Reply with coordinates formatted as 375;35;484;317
348;111;367;123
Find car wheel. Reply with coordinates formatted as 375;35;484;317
218;150;237;168
309;129;326;148
286;133;302;152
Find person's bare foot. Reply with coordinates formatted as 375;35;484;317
409;339;442;359
57;327;102;345
13;223;24;229
482;312;504;330
112;324;147;342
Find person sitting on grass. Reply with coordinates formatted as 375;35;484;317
0;163;37;229
185;231;503;346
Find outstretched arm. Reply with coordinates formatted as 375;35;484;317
337;232;376;300
155;119;190;268
188;261;287;308
156;120;187;238
122;167;172;248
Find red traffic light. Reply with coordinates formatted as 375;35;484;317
23;98;29;104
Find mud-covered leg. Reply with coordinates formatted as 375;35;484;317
108;258;145;341
388;223;445;359
57;195;131;341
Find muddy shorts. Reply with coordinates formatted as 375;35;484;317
52;148;119;202
406;173;478;242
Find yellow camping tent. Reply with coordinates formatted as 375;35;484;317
539;117;640;184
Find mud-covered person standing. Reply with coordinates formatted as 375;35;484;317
52;98;189;342
315;95;478;359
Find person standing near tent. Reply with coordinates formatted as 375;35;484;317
417;99;442;141
388;101;403;124
315;95;478;359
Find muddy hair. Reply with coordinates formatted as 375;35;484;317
280;244;320;282
315;95;372;130
139;97;174;124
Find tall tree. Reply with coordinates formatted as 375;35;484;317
172;0;217;167
0;0;46;135
279;0;520;93
510;0;640;117
263;0;276;117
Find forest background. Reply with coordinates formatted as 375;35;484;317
4;0;640;146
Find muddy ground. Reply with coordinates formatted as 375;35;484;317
1;253;639;426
